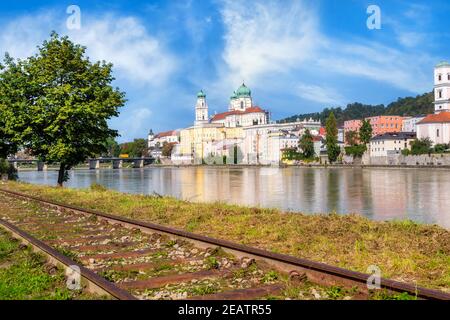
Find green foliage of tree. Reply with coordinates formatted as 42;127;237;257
325;112;340;163
410;138;432;155
103;137;121;157
359;119;373;145
385;92;434;116
161;142;175;157
282;148;301;161
344;145;366;158
432;144;449;154
1;33;125;186
120;138;147;158
299;129;315;159
0;54;24;159
345;130;359;146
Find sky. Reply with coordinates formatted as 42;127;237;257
1;0;450;142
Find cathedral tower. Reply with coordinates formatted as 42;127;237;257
434;61;450;113
195;90;209;126
229;83;253;111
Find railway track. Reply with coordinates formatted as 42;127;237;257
0;188;448;301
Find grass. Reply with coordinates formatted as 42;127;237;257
1;180;449;292
0;227;101;300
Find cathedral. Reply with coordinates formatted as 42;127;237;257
195;83;269;128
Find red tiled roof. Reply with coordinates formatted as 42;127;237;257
319;127;326;136
312;135;323;142
417;112;450;124
211;106;266;121
155;130;177;138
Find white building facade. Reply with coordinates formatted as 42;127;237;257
417;61;450;145
370;132;416;157
402;116;425;132
241;121;320;165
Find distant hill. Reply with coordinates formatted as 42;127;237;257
278;92;434;126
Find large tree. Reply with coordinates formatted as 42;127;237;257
2;33;125;186
120;138;148;157
325;112;340;163
0;54;25;159
299;129;315;159
359;119;373;145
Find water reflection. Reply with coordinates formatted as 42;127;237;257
18;167;450;229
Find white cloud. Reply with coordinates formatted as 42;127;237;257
296;83;345;106
218;0;436;96
220;0;321;83
68;15;176;86
0;12;176;87
0;12;55;59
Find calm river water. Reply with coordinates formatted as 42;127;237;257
18;167;450;229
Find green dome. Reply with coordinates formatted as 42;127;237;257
436;61;450;68
230;91;237;100
236;83;251;97
197;90;206;98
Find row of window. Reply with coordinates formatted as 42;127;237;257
437;74;450;81
369;117;400;121
371;147;404;152
372;123;399;128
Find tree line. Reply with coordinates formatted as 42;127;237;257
0;33;126;186
279;92;434;125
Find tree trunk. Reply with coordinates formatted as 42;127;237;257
57;163;65;187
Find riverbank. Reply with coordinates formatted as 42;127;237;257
1;181;449;292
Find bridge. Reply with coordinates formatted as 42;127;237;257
7;157;155;171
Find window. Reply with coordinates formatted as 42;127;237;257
437;129;440;137
438;90;443;98
240;101;244;109
438;74;442;81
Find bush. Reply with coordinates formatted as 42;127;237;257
345;144;367;157
401;149;410;156
432;144;449;154
0;158;18;180
410;138;432;155
90;183;108;192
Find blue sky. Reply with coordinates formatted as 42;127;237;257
1;0;450;142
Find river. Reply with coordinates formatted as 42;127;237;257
17;166;450;229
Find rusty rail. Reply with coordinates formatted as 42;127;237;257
0;187;448;300
0;218;137;300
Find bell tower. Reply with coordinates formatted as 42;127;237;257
434;61;450;113
195;90;209;126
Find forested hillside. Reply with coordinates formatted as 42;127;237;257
279;92;434;125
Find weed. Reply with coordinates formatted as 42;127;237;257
262;271;279;283
205;256;219;270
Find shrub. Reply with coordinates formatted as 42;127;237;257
401;149;410;156
410;138;432;155
432;144;449;154
90;183;108;192
345;144;367;157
